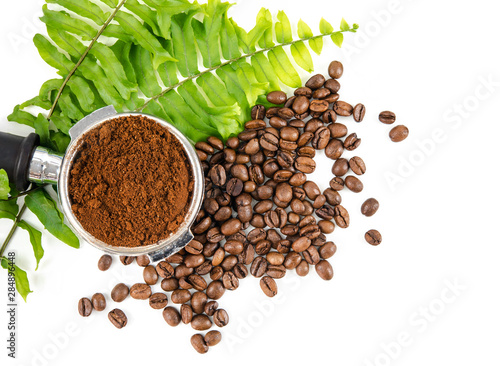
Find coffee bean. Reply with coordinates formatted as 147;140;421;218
266;106;280;118
191;291;208;314
233;263;249;279
329;177;344;191
313;87;331;99
295;157;316;174
207;136;224;150
136;255;150;267
91;293;106;311
332;158;349;176
213;309;229;327
78;298;92;317
334;205;350;228
119;256;134;265
226;178;244;197
328;123;347;138
156;261;174;278
318;220;335;234
206;280;225;299
305;74;326;89
175;264;194;278
267;91;287;104
192;314;213;331
143;265;158;285
303;246;320;265
222;271;239;290
291;236;311;252
111;283;129;302
309;100;329;113
322;109;337;123
278;107;295;120
260;276;278;297
315;260;334;280
251;105;266;120
149;293;168;309
389;125;409;142
205;330;222;347
292;96;310;114
325;139;344;160
209;164;227;186
161;278;179;292
365;230;382;245
108;309;127;329
361;198;379;217
324;188;342;206
205;301;219;316
250;256;268;277
324;78;341;93
266;252;285;265
188;274;208;291
97;255;112;271
163;306;181;326
195;141;215;155
353;103;366;122
260;131;279;151
344;133;361;151
297;131;313;147
349;156;366;175
319;242;337;259
294;86;312;97
379;111;396;124
191;334;209;354
245;119;266;130
238;244;255;265
333;101;353;116
312;126;330;149
296;260;309;276
328;61;343;79
130;283;152;300
266;264;286;278
345;175;364;193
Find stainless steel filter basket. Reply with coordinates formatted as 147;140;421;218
1;106;204;262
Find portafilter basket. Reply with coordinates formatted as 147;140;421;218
0;106;204;262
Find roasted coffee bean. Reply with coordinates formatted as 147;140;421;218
193;216;211;234
333;101;353;116
180;304;194;324
313;87;331;99
220;218;242;236
231;164;249;182
222;271;239;290
316;205;336;220
161;278;179;292
288;199;304;215
245;119;266;130
191;291;208;314
318;220;335;234
111;283;129;302
353;103;366;122
266;264;286;278
244;180;257;193
143;265;158;285
149;293;168;309
245;138;260;155
298;215;316;228
292;96;310;114
312;127;330;150
233;263;249;279
191;334;209;354
322;109;337;123
313;194;326;209
260;276;278;297
289;172;307;187
328;123;348;138
221;255;238;271
303;245;320;265
119;256;134;265
295;157;316;174
315;260;334;280
224;240;244;255
247;228;266;244
281;224;299;236
251;105;266;120
185;240;203;256
292;236;311;252
365;229;382;245
175;264;194;278
324;79;341;94
188;274;208;291
238;244;255;265
379;110;396;124
224;148;237;164
324;188;342;206
130;283;152;300
250;256;268;277
179;277;193;290
212;248;225;267
332;158;349;176
296;260;309;276
319;242;337;259
209;164;226;186
334;205;350;228
344;133;361;151
294;86;312;97
260;131;279;151
273;170;293;182
278;107;294;120
226;178;244;197
277;239;292;253
108;309;127;329
345;175;364;193
325;139;344;160
205;330;222;347
204;301;219;316
389;125;409;142
98;255;112;271
328;61;343;79
255;240;272;255
213;309;229;327
163;306;181;326
305;74;326;89
267;90;287;104
195;141;215;155
207;136;224;150
266;106;280;118
300;224;321;239
136;255;150;267
266;252;285;266
203;198;219;215
263;211;280;228
284;252;301;270
235;154;250;164
91;293;106;312
329;177;345;191
196;261;213;276
206;280;225;300
78;298;92;317
361;198;380;217
309;100;329;113
192;314;213;331
269;116;287;129
297;146;315;158
304;118;323;133
197;149;208;161
206;228;225;244
349;156;366;175
297;131;313;147
156;261;174;278
249;164;265;185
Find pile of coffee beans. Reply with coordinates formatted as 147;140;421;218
78;60;409;353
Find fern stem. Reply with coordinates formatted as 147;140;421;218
137;28;356;112
0;204;27;258
47;0;128;119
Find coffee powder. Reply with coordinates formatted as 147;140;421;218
68;115;193;247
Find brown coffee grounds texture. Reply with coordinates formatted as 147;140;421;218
68;115;194;247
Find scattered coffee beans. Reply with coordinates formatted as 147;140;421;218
389;125;409;142
191;334;209;354
97;255;112;271
78;298;92;317
108;309;127;329
361;198;379;217
365;230;382;245
91;293;106;311
379;111;396;124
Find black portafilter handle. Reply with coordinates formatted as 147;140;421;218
0;132;40;192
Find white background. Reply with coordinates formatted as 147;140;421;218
1;0;499;365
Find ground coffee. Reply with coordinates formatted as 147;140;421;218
69;115;193;247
